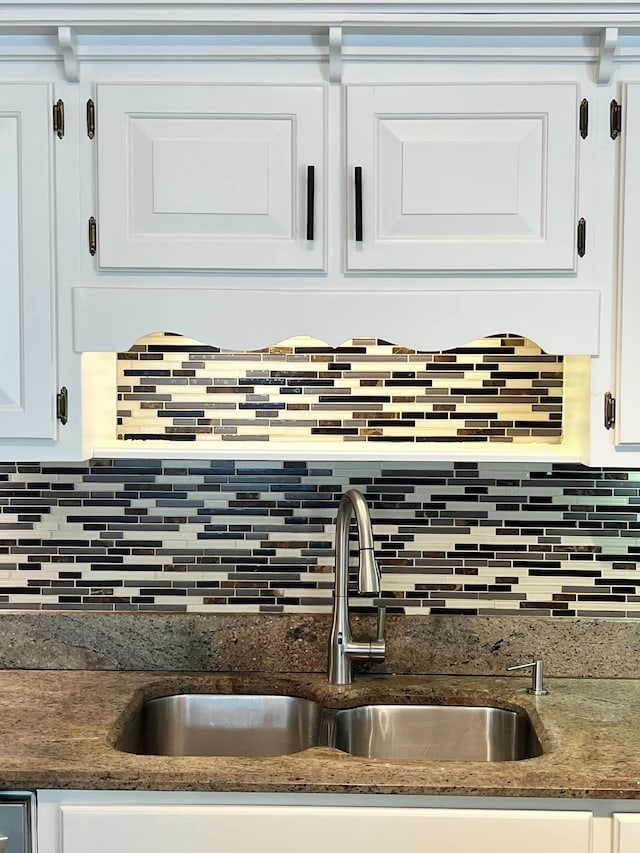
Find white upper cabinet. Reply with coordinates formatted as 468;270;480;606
345;83;579;273
95;83;325;272
0;8;617;461
0;83;57;440
613;82;640;447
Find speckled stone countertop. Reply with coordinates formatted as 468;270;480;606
2;669;639;799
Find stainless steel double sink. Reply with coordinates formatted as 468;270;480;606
115;694;542;762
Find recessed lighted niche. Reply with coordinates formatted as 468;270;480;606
116;333;563;445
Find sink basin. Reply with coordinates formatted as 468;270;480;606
332;704;542;762
115;694;542;762
116;694;323;757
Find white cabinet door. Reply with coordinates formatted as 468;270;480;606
613;814;640;852
614;82;640;445
0;83;56;440
58;804;592;853
346;83;579;273
95;83;325;272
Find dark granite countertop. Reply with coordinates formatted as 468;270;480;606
1;669;638;799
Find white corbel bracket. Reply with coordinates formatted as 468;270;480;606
329;26;343;84
58;27;79;83
597;27;618;85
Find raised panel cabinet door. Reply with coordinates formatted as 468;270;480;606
59;804;592;853
346;83;579;273
95;83;325;272
613;814;640;852
0;83;56;439
615;83;640;445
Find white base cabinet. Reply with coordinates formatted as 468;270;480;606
613;814;640;853
37;794;596;853
61;805;591;853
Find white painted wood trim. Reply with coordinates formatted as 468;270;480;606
73;287;600;355
6;3;640;32
0;24;639;68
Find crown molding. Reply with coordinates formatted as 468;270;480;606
3;2;640;31
1;3;640;70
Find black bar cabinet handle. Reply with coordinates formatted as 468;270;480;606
354;166;363;242
306;165;315;241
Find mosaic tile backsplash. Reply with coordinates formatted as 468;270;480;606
117;333;564;444
1;459;639;618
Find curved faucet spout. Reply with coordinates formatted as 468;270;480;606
335;489;380;595
328;489;386;685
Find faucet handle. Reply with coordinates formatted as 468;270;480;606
507;659;548;696
364;604;385;661
375;604;386;643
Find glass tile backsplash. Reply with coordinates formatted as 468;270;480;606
0;459;639;618
117;333;564;444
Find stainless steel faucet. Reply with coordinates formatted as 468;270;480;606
328;489;386;685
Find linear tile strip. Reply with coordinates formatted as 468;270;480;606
0;460;639;616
